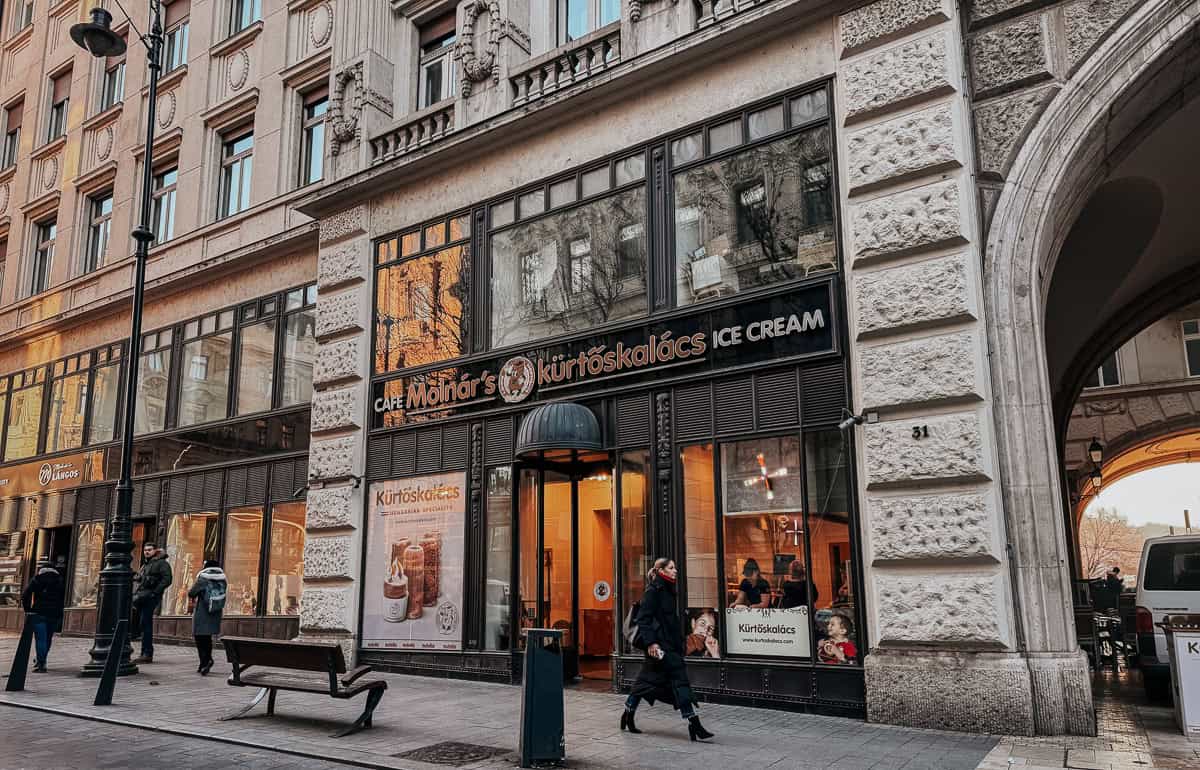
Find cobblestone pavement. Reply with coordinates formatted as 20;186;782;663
0;635;999;770
975;669;1200;770
0;706;361;770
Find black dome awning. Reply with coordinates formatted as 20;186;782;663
515;402;602;459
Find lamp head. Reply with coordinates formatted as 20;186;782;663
1088;438;1103;465
1089;467;1102;491
70;8;127;58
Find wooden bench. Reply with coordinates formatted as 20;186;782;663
220;636;387;737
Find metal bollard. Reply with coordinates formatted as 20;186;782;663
94;618;129;706
519;628;565;768
4;613;36;692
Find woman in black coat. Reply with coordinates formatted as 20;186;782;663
621;557;714;741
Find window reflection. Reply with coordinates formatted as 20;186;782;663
46;372;88;453
806;430;859;665
71;521;104;607
178;333;232;427
375;244;468;372
88;362;120;444
237;319;275;415
225;506;264;615
5;384;43;461
485;466;512;650
266;502;304;615
491;186;647;349
681;444;718;616
164;511;220;615
135;350;171;435
674;127;835;307
619;450;651;654
517;468;537;648
281;310;316;407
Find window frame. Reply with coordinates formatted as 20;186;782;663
176;308;237;429
29;216;55;295
2;100;21;168
46;73;70;143
164;20;189;73
13;0;33;35
83;190;114;274
151;164;179;244
218;128;254;219
1183;319;1200;378
98;51;126;113
229;0;261;36
0;365;47;462
299;88;328;187
1083;351;1121;389
557;0;620;44
417;30;457;110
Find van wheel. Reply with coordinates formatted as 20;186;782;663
1144;675;1171;702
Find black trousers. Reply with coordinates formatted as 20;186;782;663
195;634;213;666
628;650;697;719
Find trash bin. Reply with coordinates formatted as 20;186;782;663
1160;615;1200;740
520;628;565;768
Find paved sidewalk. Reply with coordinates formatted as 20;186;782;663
0;636;999;770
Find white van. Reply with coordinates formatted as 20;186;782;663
1135;534;1200;698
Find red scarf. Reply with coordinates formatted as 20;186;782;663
659;570;676;584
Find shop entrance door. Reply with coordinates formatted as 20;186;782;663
519;456;615;684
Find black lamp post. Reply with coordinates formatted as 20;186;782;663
72;3;165;677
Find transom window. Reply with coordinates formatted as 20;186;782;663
558;0;619;43
219;129;253;218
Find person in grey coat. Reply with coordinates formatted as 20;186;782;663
187;560;227;675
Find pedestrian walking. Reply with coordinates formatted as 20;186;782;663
621;557;714;742
132;542;172;664
188;559;227;675
21;559;65;673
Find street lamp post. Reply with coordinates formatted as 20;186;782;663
71;4;164;677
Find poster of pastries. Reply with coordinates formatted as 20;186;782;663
362;472;466;651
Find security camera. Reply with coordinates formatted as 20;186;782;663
838;414;863;431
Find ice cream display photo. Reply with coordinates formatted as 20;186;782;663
363;472;466;650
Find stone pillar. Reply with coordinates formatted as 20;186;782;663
835;0;1089;735
300;206;373;662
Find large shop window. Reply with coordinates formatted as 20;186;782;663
680;432;859;664
4;374;45;461
136;330;173;435
619;450;651;654
46;353;92;453
485;466;513;650
87;346;123;445
281;287;318;407
225;506;264;615
71;521;105;607
374;216;470;373
673;125;834;307
491;186;647;349
163;511;220;615
266;501;304;615
178;312;234;428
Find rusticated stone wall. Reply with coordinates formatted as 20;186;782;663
299;205;372;659
835;0;1028;735
967;0;1140;231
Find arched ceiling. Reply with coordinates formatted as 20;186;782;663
1073;430;1200;520
1045;92;1200;414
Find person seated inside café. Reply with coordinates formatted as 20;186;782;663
732;559;771;608
780;560;818;609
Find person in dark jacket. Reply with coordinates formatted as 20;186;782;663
188;559;227;675
132;542;173;663
21;559;65;672
732;558;771;608
620;557;714;742
780;560;818;609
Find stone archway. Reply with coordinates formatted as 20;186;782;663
984;0;1200;737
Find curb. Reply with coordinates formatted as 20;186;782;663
0;698;419;770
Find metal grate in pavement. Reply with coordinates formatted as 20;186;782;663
393;741;511;766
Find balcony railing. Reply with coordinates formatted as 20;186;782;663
369;101;456;164
510;25;621;108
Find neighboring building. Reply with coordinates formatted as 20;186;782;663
1;0;1196;741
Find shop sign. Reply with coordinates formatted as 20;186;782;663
362;472;467;652
724;606;811;658
0;451;103;498
372;282;836;427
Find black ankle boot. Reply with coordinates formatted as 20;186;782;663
687;716;713;741
620;708;642;734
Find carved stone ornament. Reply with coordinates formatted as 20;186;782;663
329;63;364;156
457;0;500;97
630;0;676;21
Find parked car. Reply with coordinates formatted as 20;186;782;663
1135;534;1200;699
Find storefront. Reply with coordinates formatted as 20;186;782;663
0;284;317;642
360;82;866;714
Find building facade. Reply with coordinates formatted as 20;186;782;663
2;0;1195;738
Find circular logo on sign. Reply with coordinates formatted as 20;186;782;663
37;463;52;486
593;580;611;602
497;356;536;403
436;601;459;636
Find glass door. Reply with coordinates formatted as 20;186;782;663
576;467;615;681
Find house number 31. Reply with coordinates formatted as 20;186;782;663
912;425;929;439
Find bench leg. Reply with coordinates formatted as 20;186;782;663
219;687;269;721
331;688;384;738
267;689;277;716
